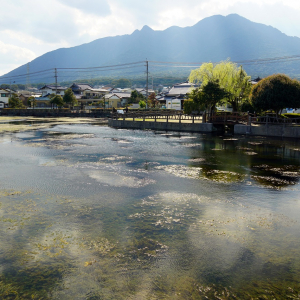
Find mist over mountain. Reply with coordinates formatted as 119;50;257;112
2;14;300;84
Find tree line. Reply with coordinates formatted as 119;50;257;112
185;60;300;117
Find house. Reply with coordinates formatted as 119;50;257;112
35;96;52;108
159;82;198;110
39;85;66;97
0;88;11;108
155;93;168;108
69;83;93;95
104;92;131;108
134;88;155;96
158;85;170;93
18;91;34;106
81;88;110;102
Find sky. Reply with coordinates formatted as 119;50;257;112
1;0;300;76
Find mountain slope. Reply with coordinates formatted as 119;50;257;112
2;14;300;84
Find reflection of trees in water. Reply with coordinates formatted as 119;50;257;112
186;136;300;187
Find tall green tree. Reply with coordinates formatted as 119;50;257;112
9;94;25;108
189;60;251;111
128;90;145;104
189;81;228;114
250;74;300;117
50;95;64;108
63;88;77;108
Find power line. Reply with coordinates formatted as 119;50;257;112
1;54;300;84
59;65;144;73
57;61;145;70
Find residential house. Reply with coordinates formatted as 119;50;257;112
76;88;109;107
0;88;11;108
104;92;131;108
69;83;92;95
18;91;33;106
39;85;67;97
158;82;198;110
135;88;155;96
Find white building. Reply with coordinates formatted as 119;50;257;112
0;89;12;108
39;85;67;97
158;82;198;110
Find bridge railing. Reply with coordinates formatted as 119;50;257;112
251;116;300;125
112;111;203;123
206;112;248;124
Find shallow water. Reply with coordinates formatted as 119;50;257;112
0;123;300;299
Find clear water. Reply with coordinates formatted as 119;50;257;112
0;123;300;299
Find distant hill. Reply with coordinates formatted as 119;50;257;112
2;14;300;84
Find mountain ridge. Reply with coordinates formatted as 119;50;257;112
2;14;300;83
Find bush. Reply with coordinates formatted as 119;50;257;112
183;99;199;114
139;100;146;108
240;99;255;113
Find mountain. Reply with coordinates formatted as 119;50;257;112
2;14;300;84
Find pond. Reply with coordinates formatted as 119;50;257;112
0;121;300;299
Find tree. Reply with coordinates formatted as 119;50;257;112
183;99;201;114
189;60;251;111
128;90;145;104
250;74;300;117
27;96;36;108
50;95;64;108
63;88;77;108
188;81;228;114
139;100;146;108
148;92;158;108
9;94;25;108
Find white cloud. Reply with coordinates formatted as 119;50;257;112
0;41;36;76
58;0;111;16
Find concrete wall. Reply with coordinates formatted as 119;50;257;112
109;119;215;133
235;124;300;138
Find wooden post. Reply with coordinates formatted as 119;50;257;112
179;113;181;123
192;115;194;124
166;115;168;123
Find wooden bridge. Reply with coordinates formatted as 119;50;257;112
207;112;248;125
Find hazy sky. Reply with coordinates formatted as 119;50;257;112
1;0;300;76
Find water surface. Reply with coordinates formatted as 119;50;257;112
0;123;300;299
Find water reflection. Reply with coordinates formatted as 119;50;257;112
0;124;300;298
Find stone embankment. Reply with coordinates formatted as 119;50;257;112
234;124;300;138
109;119;215;133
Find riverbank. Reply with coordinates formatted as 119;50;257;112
235;124;300;138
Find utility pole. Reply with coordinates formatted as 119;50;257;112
26;63;30;91
146;60;149;109
55;68;58;94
